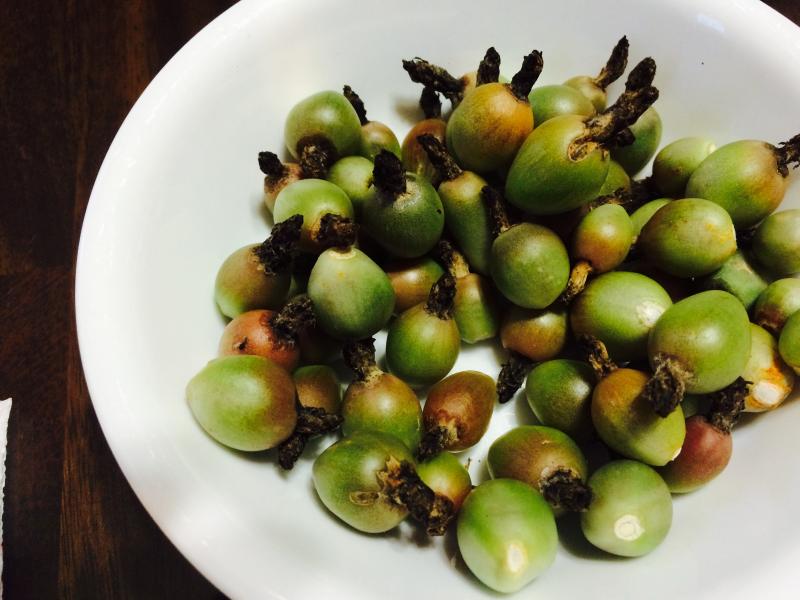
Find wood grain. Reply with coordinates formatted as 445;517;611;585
0;1;797;598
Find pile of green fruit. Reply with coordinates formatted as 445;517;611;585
186;37;800;594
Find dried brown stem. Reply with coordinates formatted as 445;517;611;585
594;36;630;89
476;46;501;86
481;185;511;238
417;133;462;182
561;261;594;304
425;273;456;320
258;151;287;179
540;468;593;512
624;56;656;91
775;133;800;177
402;57;464;104
342;338;380;382
708;377;750;434
373;150;407;197
419;86;442;119
253;214;303;274
579;335;617;380
297;135;337;178
269;295;316;345
278;404;343;470
313;213;358;249
382;458;455;536
434;239;470;279
497;352;534;404
641;353;690;417
509;50;543;101
343;85;369;125
416;424;458;461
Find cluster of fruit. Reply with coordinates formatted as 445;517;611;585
185;38;800;593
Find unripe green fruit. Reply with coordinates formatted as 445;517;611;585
685;140;789;228
570;272;672;362
526;360;595;442
529;84;595;126
453;274;500;344
293;365;342;415
611;107;662;176
359;121;400;160
652;136;716;197
753;278;800;334
592;369;686;466
506;115;610;215
597;160;631;196
752;209;800;276
630;199;670;237
416;452;472;511
186;355;296;451
564;75;607;111
312;431;413;533
648;290;751;394
438;171;492;274
741;324;795;412
385;258;445;314
214;245;291;318
457;479;558;593
639;198;737;278
572;203;634;273
490;223;570;308
284;90;362;160
307;247;394;340
779;311;800;374
702;250;770;311
501;306;568;362
581;460;672;557
326;156;374;218
273;179;354;253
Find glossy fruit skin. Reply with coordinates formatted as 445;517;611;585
597;160;631;195
273;179;354;253
564;75;606;111
218;309;300;371
385;304;460;386
501;306;568;362
753;278;800;334
446;83;534;175
526;360;595;442
293;365;342;415
571;272;672;362
312;431;413;533
362;173;445;258
423;371;496;451
385;258;445;314
487;426;588;508
454;274;500;344
401;118;447;185
611;107;662;176
307;247;394;340
359;121;401;160
416;452;472;511
686;140;787;228
572;204;634;272
490;223;570;308
342;372;422;450
639;198;737;278
658;416;731;493
506;115;610;215
779;311;800;374
457;479;558;593
703;250;770;311
439;171;492;274
652;136;716;197
581;460;672;557
741;324;795;412
186;355;296;451
752;209;800;276
214;245;291;319
592;369;686;466
529;84;595;126
630;199;671;237
649;290;752;394
326;156;374;218
284;90;362;160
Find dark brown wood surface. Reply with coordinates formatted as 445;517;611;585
0;1;798;598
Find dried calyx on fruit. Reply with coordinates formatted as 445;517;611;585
565;36;630;111
278;398;343;471
496;352;535;404
258;151;305;213
401;87;448;186
342;85;401;159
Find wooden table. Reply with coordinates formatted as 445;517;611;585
1;1;798;597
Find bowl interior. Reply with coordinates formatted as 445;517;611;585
76;0;800;597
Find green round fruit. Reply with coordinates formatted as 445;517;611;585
581;460;672;557
214;244;291;318
648;290;752;394
564;75;606;111
526;360;595;442
293;365;341;415
439;170;492;274
638;198;737;278
490;223;570;308
457;479;558;593
630;199;670;237
597;160;631;196
703;250;771;311
652;136;716;197
416;452;472;511
307;247;394;340
591;369;686;466
753;278;800;334
572;203;634;273
312;431;414;533
359;121;401;160
779;311;800;374
529;84;595;126
752;209;800;276
186;355;296;451
326;156;374;218
611;107;662;176
385;258;445;314
501;306;568;362
453;273;500;344
570;272;672;362
284;90;362;160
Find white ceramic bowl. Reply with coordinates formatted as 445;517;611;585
76;0;800;598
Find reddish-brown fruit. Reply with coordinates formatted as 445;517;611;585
657;415;732;493
218;309;300;371
500;306;568;362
